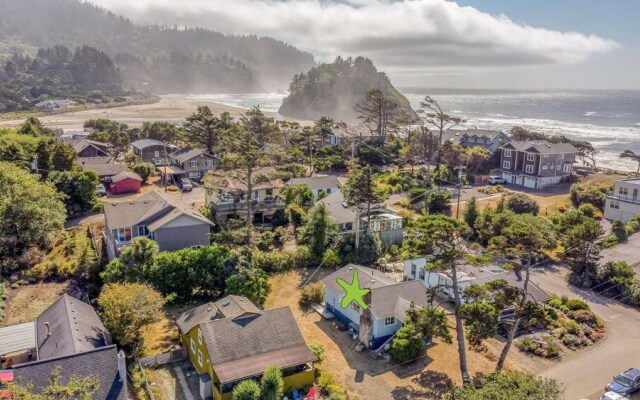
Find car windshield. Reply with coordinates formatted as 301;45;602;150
614;375;633;387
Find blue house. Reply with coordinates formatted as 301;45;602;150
323;264;432;349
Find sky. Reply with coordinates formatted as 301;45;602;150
87;0;640;90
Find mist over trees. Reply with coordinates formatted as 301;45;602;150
0;0;315;94
279;56;417;123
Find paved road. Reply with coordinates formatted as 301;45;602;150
599;233;640;274
531;267;640;400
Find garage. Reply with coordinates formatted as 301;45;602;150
524;177;537;189
110;171;142;194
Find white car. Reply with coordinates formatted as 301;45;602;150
488;176;507;185
600;391;630;400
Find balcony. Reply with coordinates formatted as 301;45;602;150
607;192;640;205
211;198;285;213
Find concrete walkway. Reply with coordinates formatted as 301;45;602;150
599;233;640;274
173;366;195;400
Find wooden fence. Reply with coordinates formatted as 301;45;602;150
138;348;187;368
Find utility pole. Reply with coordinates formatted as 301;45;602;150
455;165;465;219
351;140;356;160
355;207;361;250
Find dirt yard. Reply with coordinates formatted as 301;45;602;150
0;281;69;327
265;269;545;400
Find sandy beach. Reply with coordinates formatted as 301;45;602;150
0;94;262;130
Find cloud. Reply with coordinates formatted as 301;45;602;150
88;0;618;71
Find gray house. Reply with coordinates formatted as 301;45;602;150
323;264;432;349
288;175;341;200
104;190;213;260
499;140;578;189
170;147;220;180
317;191;404;245
442;128;509;153
132;139;174;163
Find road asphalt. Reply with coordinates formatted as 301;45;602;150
599;233;640;274
531;266;640;400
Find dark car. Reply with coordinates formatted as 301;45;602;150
606;368;640;396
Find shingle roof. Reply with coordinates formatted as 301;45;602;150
315;190;356;225
111;171;142;183
502;140;578;155
73;140;109;154
174;302;219;335
214;295;260;319
206;166;284;192
330;124;375;139
104;190;213;231
35;294;110;361
132;139;166;150
0;322;36;356
82;163;127;177
322;264;396;294
170;147;218;164
199;306;315;383
289;176;341;191
77;156;114;167
13;345;127;400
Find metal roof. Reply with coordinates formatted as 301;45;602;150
132;139;166;150
0;322;36;356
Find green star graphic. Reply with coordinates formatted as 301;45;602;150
337;268;370;310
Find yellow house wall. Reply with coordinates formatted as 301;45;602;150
283;368;315;392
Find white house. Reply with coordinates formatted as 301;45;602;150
287;175;341;200
604;178;640;222
403;257;552;304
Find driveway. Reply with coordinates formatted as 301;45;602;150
65;213;104;228
531;266;640;400
599;233;640;273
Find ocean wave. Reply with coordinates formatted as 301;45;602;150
584;111;597;116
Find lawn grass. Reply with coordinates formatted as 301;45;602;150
0;281;69;327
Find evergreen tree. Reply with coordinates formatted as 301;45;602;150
298;203;336;257
232;380;261;400
343;163;384;233
184;107;231;154
225;265;271;308
463;196;479;230
260;365;284;400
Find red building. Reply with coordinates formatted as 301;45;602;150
110;171;142;195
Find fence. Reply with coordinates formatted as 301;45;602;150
132;358;156;400
138;348;187;368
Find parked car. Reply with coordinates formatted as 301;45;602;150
96;183;107;197
488;176;507;185
179;177;193;191
600;391;630;400
606;368;640;396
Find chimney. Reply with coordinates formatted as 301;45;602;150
45;322;51;337
358;289;374;348
117;350;129;399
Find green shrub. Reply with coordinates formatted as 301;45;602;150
505;193;540;215
578;203;599;219
572;310;597;326
565;299;590;311
300;282;324;306
563;319;581;335
548;299;563;309
612;220;628;242
601;234;620;248
317;371;345;398
562;333;580;347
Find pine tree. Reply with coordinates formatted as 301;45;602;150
342;163;384;233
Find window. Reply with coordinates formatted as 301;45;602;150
352;302;361;312
542;166;548;170
326;188;331;194
190;339;195;354
557;164;562;170
559;153;564;159
344;222;353;231
563;164;571;173
190;160;198;167
437;275;447;286
610;200;620;209
266;189;273;196
411;263;416;276
525;165;534;174
527;153;535;161
502;161;511;169
503;149;512;158
620;186;629;196
385;317;396;326
253;191;259;200
117;228;132;242
188;172;200;179
197;349;203;366
197;328;202;344
419;268;425;280
154;151;160;158
205;159;214;167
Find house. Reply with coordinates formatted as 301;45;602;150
175;295;316;400
131;139;174;163
288;175;341;200
442;128;509;153
0;294;127;400
323;264;433;349
109;171;142;195
317;190;404;245
104;190;213;260
71;139;110;158
403;257;552;304
498;140;578;189
604;178;640;222
204;167;285;224
324;124;378;146
78;157;128;183
170;147;220;180
35;99;77;111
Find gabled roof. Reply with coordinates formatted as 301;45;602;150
35;294;110;361
174;295;260;335
315;190;357;224
330;124;375;139
0;322;36;356
214;295;261;319
132;139;167;150
206;166;284;192
170;147;218;164
501;140;578;155
104;190;213;231
199;306;315;383
111;171;142;183
82;163;127;177
77;156;114;167
73;140;110;155
288;175;341;190
13;345;127;400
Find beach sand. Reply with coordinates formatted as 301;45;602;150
0;94;263;129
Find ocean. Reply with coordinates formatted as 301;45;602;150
188;89;640;172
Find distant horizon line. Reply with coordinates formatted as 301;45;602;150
396;86;640;94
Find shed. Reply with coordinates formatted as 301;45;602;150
110;171;142;195
0;322;36;368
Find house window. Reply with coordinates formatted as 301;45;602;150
253;191;259;200
188;172;200;179
563;164;571;173
384;317;396;326
542;166;548;170
527;153;535;161
437;275;447;286
557;164;562;170
190;161;198;167
133;226;146;237
154;151;160;158
419;268;425;280
620;186;629;196
610;200;620;209
205;159;214;167
352;302;361;312
117;228;132;242
197;349;203;367
344;222;353;231
559;153;564;159
525;165;534;174
326;188;331;194
266;189;273;196
502;161;511;169
197;328;202;344
503;149;512;158
190;338;195;354
411;263;416;276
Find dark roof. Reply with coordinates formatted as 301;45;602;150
82;163;127;177
132;139;167;150
73;140;109;155
111;171;142;183
77;157;114;167
323;265;432;319
35;294;110;361
174;302;218;334
170;147;218;164
214;295;260;319
199;307;315;383
0;322;36;355
316;191;356;224
501;140;578;155
289;176;341;190
103;190;213;231
471;271;552;303
12;345;127;400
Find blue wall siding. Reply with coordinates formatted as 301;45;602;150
324;286;362;325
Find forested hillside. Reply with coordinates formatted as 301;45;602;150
279;56;416;123
0;0;315;93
